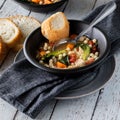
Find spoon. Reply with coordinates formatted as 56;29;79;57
53;1;116;50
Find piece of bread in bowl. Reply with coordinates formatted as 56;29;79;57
41;12;69;43
0;18;22;48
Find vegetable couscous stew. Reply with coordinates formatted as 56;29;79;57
36;35;99;69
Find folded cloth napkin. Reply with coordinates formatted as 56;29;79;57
0;0;120;118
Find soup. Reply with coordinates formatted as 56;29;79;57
36;35;99;69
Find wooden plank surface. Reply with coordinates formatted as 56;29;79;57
0;0;29;17
0;0;119;120
14;100;57;120
0;0;30;120
89;0;120;120
95;0;111;7
92;53;120;120
50;93;99;120
64;0;96;20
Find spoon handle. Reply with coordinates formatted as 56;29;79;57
75;1;116;41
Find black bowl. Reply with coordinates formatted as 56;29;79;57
13;0;68;13
23;20;111;76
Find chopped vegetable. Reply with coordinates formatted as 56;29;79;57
44;0;52;4
40;50;46;56
85;58;95;65
69;53;77;63
81;44;90;60
56;61;67;68
32;0;39;3
42;49;66;61
66;43;74;50
92;45;97;53
88;40;94;46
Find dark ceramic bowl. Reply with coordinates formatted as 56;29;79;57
13;0;68;13
23;20;111;76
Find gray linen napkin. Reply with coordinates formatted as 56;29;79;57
0;0;120;118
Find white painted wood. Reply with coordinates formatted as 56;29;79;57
91;53;120;120
89;0;120;119
95;0;111;8
64;0;96;20
15;100;57;120
51;93;99;120
0;98;17;120
1;0;119;120
0;0;31;119
0;0;29;17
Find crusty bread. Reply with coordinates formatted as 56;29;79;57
9;15;41;51
41;12;69;43
0;18;22;48
0;36;8;60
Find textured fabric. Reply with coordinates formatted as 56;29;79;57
0;0;120;118
84;0;120;43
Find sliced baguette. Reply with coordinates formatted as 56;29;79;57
41;12;69;43
0;18;22;48
9;15;41;51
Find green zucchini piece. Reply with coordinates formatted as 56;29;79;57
81;44;90;60
42;50;66;61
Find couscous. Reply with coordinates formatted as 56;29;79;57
36;35;99;69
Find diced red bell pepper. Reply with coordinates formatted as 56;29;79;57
69;53;77;63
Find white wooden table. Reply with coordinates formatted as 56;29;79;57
0;0;120;120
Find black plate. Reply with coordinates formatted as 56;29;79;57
14;49;116;100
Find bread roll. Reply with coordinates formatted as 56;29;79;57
41;12;69;43
0;18;22;48
9;15;41;51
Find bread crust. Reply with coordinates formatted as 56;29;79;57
41;12;69;43
0;36;8;60
0;18;22;48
